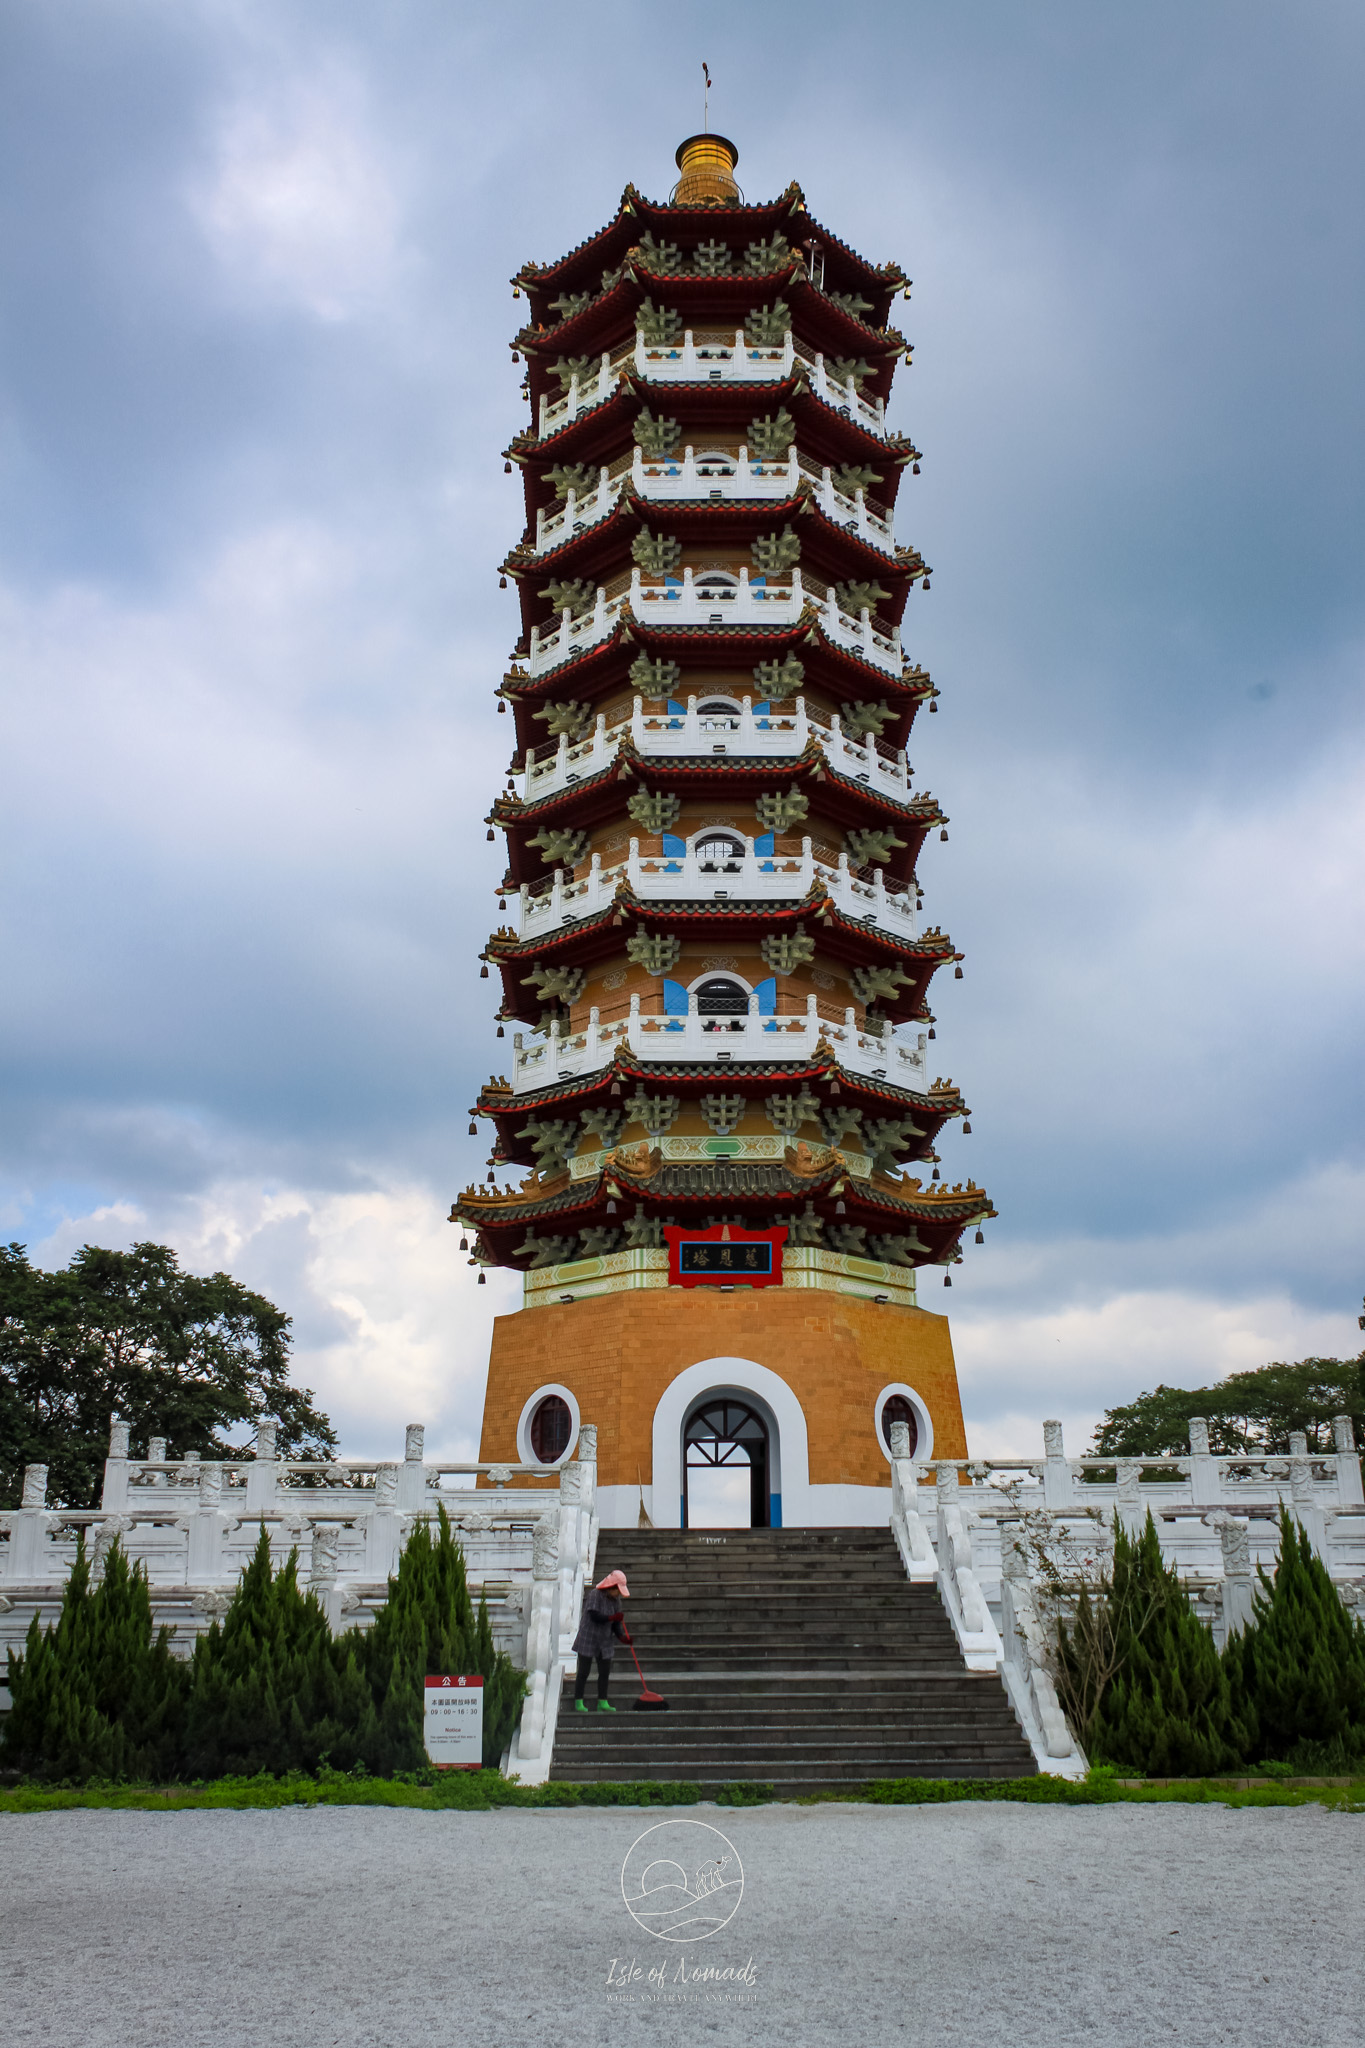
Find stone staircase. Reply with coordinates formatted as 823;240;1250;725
549;1527;1035;1794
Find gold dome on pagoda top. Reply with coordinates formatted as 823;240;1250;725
673;132;740;205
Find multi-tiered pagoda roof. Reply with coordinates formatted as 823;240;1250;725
453;135;993;1304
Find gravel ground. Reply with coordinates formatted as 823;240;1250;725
3;1802;1360;2048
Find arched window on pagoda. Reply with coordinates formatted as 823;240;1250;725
694;570;739;622
696;694;742;733
696;975;749;1028
695;448;737;479
693;829;745;873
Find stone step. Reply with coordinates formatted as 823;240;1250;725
555;1761;1033;1787
549;1525;1036;1786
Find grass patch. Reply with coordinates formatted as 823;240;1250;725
1;1768;1362;1816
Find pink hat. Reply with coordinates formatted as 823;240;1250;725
596;1570;630;1596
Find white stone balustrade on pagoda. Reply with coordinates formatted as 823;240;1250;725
518;696;913;802
515;840;920;942
536;334;889;442
509;998;928;1094
525;569;902;679
532;447;896;556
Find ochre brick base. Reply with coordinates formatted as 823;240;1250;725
478;1287;967;1500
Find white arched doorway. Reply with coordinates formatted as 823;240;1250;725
651;1357;812;1530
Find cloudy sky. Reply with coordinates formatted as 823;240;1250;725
2;0;1361;1462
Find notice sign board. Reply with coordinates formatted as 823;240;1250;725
663;1222;787;1290
423;1675;483;1769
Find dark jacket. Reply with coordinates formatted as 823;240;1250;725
572;1587;627;1660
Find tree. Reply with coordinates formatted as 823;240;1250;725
353;1505;525;1772
1;1535;187;1781
1059;1513;1247;1775
181;1526;371;1779
1223;1510;1365;1764
0;1241;336;1509
1091;1356;1365;1458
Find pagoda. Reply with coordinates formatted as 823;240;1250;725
454;135;994;1529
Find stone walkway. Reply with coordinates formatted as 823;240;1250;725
4;1801;1359;2046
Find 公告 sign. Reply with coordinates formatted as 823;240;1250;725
423;1675;483;1769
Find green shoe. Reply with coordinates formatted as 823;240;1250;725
574;1699;587;1712
597;1700;617;1713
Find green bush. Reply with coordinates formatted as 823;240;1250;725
1223;1509;1365;1764
1062;1512;1247;1776
352;1504;524;1771
182;1527;368;1778
2;1537;187;1781
5;1512;524;1784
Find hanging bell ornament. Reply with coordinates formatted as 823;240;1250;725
828;1081;841;1097
459;1236;468;1251
834;1199;846;1216
943;1272;952;1287
931;1167;940;1182
962;1121;971;1135
486;828;495;842
922;577;931;591
478;1272;486;1285
954;965;963;980
511;352;520;363
606;1200;617;1215
499;575;507;589
468;1121;477;1136
940;828;949;842
504;460;512;473
912;461;921;474
497;698;506;713
496;1024;504;1038
975;1228;984;1245
610;1080;622;1097
929;700;938;713
479;964;489;978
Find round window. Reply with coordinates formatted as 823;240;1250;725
529;1393;572;1463
880;1394;919;1457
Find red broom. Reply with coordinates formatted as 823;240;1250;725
623;1629;669;1710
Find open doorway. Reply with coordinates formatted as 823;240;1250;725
683;1398;770;1528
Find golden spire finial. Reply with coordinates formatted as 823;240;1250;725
673;131;739;206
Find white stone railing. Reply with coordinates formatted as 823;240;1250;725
518;839;918;943
537;347;633;438
520;841;919;938
532;446;898;559
885;1416;1365;1778
633;327;794;388
0;1420;601;1737
522;570;903;683
525;582;629;678
519;696;912;805
534;331;889;446
510;1000;929;1094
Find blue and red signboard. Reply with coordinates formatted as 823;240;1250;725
663;1222;788;1290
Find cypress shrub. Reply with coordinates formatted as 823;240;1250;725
351;1504;525;1771
182;1525;349;1778
1;1537;187;1782
1064;1512;1247;1776
1223;1510;1365;1763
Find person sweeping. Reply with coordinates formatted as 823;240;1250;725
572;1569;630;1712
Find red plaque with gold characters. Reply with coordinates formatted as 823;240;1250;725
663;1223;787;1291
